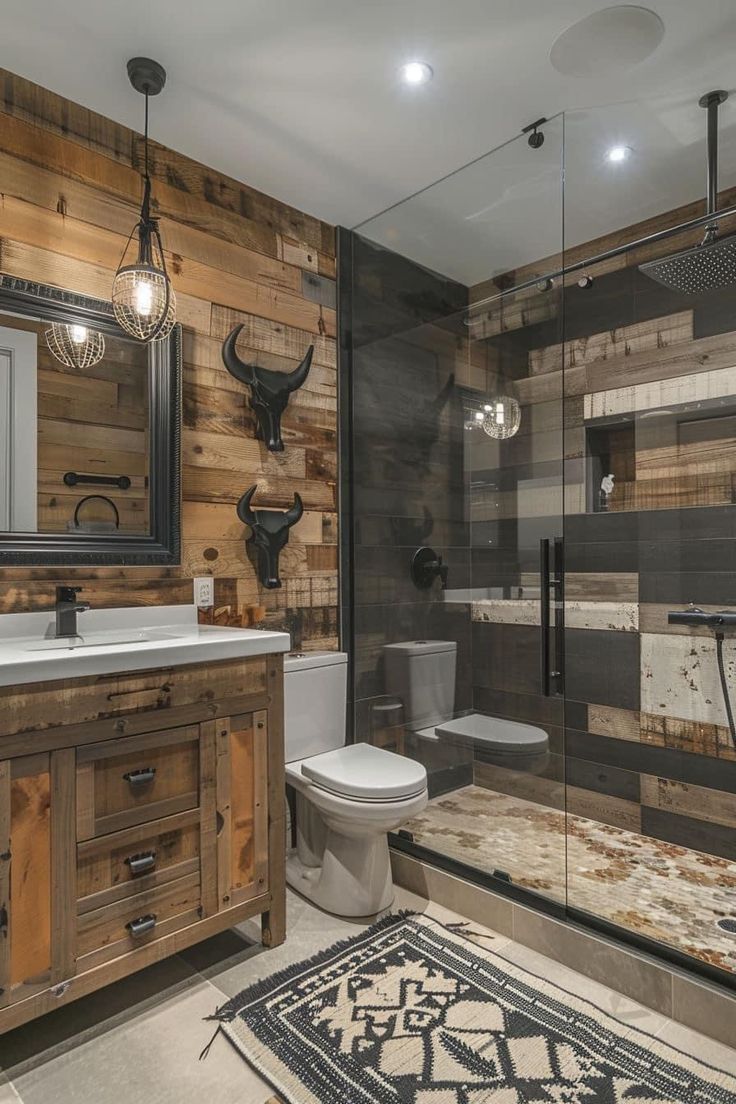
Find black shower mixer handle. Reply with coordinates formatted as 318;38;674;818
411;546;449;590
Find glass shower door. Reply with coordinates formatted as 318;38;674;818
560;95;736;981
347;116;568;912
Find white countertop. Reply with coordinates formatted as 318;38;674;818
0;604;291;687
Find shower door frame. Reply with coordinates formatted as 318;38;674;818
337;193;736;996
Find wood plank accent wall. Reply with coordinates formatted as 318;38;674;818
0;70;338;647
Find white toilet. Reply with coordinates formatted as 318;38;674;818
384;639;550;774
284;651;428;917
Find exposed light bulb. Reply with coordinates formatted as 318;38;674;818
607;145;632;163
69;325;88;344
135;278;154;317
400;61;433;85
474;411;484;422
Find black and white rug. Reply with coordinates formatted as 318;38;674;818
213;912;736;1104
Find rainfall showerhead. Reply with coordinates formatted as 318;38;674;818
640;234;736;293
640;90;736;294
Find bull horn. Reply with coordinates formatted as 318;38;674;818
284;492;304;528
222;325;256;387
285;345;314;393
236;485;258;527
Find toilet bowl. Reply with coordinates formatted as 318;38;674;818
434;713;549;775
384;640;550;774
284;652;428;917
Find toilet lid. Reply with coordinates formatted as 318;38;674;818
435;713;549;754
301;743;427;801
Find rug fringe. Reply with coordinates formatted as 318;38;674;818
445;920;495;940
198;1023;223;1061
203;909;417;1026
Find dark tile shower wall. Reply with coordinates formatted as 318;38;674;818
346;232;472;783
468;252;736;864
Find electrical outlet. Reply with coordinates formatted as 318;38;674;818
193;576;214;609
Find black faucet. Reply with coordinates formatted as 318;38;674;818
54;586;90;638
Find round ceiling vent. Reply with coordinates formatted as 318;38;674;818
550;5;665;77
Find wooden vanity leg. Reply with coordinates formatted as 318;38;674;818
262;810;286;948
262;658;286;948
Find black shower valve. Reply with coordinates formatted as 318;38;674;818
411;546;449;590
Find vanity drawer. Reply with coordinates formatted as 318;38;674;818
76;726;200;840
77;872;201;967
77;809;201;911
0;657;268;742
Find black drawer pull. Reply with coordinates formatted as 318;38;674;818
125;850;157;876
122;767;156;788
126;914;157;938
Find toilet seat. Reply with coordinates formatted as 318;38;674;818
296;742;427;802
434;713;548;755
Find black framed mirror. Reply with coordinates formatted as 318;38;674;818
0;275;181;565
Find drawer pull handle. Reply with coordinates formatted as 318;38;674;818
123;767;156;788
126;914;157;938
125;850;157;876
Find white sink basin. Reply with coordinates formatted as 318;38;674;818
0;605;290;686
28;629;184;652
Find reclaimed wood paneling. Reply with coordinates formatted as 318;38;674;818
529;312;693;376
0;69;337;647
641;632;736;730
584;365;736;421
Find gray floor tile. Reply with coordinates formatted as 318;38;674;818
10;976;272;1104
0;955;197;1077
655;1016;736;1077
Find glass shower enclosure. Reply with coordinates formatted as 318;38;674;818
339;99;736;991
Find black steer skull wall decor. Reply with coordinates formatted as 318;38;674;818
237;484;304;589
222;324;314;452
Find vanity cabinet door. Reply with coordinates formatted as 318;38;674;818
0;751;76;1008
213;711;269;912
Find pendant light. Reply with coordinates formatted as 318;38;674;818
45;322;105;369
479;335;521;440
112;57;176;342
481;395;521;439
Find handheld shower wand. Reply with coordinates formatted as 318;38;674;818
667;607;736;744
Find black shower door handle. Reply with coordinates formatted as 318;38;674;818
540;539;551;695
540;538;564;697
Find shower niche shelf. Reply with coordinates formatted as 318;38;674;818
585;403;736;514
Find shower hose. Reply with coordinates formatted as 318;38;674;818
715;632;736;745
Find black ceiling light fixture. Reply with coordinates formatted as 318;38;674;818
523;117;547;150
112;57;176;342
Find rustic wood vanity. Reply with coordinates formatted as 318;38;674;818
0;637;287;1033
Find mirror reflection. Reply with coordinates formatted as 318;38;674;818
0;310;150;537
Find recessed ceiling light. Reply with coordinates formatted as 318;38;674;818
607;145;632;163
400;61;433;86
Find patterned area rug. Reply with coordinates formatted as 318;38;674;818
212;913;736;1104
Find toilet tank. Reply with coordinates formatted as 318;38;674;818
284;651;348;762
384;640;457;730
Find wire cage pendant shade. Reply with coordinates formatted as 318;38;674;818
482;394;521;439
112;58;176;343
45;322;106;369
112;250;176;342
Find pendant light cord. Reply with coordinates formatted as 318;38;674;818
140;89;151;226
144;89;150;184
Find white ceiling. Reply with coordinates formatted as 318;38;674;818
2;1;736;282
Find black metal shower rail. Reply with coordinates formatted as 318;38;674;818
469;200;736;313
